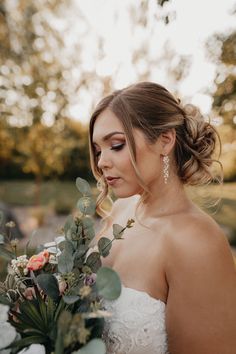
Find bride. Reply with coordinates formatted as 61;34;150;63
89;82;236;354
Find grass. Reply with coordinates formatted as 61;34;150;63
0;180;82;207
0;180;236;242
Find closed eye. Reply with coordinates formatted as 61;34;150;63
95;143;125;158
111;143;125;151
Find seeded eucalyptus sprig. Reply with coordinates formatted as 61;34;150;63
97;218;135;258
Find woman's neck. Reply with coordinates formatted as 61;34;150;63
137;175;193;220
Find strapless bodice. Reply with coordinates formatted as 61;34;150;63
102;285;168;354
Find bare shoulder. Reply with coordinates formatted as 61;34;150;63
165;210;234;272
165;211;236;353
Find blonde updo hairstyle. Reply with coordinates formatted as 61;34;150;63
89;82;222;218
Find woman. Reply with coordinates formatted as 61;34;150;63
89;82;236;354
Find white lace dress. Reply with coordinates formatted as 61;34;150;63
102;285;168;354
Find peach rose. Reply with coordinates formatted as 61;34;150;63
27;250;50;271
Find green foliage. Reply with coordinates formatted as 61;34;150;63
207;26;236;180
77;197;96;216
76;178;92;197
96;267;121;301
0;177;135;353
58;249;74;274
86;252;102;273
98;237;112;257
8;287;60;352
36;274;60;302
113;223;125;239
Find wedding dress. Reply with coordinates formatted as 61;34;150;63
102;284;168;354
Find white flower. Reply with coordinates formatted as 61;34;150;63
44;236;65;249
18;344;46;354
44;236;64;258
0;304;9;322
10;255;29;276
48;254;58;264
0;305;17;351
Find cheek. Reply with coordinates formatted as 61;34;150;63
135;147;161;181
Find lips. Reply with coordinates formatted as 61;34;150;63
105;176;120;186
105;176;119;181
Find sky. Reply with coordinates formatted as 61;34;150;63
69;0;235;124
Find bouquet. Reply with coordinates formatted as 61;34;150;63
0;177;134;354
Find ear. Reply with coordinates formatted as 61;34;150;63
159;129;176;155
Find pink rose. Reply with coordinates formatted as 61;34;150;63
27;250;50;271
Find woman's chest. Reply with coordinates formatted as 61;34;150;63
100;215;169;302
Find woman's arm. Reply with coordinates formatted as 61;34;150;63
165;217;236;354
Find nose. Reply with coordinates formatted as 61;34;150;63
97;150;112;170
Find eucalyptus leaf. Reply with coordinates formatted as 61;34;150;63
58;250;74;274
98;237;112;257
96;267;121;300
74;246;88;267
64;239;75;255
25;230;37;256
75;338;106;354
76;177;92;197
86;252;101;273
82;217;95;241
36;274;60;302
113;224;124;239
82;217;94;229
77;197;96;216
68;224;82;241
63;215;74;237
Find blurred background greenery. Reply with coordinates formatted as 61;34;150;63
0;0;235;248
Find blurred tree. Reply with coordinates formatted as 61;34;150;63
0;119;14;163
206;30;236;127
0;0;190;187
16;119;88;204
0;0;85;126
206;25;236;180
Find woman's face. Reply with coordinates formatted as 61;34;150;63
92;108;163;198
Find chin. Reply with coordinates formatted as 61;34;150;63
112;186;141;199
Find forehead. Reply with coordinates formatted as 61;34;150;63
92;109;124;143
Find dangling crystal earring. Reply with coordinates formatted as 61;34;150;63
163;155;170;184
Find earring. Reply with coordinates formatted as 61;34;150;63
163;155;169;184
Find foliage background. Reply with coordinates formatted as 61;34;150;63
0;0;236;245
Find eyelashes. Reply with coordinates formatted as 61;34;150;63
111;143;125;151
95;143;125;157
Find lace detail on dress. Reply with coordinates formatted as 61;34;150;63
102;285;168;354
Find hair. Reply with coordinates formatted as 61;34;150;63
88;81;222;219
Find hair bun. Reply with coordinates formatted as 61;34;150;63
179;104;219;185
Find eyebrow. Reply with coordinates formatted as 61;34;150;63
92;131;125;145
